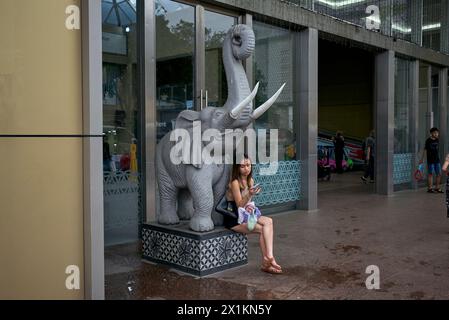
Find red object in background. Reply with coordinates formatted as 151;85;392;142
120;154;131;171
414;164;424;181
345;142;364;161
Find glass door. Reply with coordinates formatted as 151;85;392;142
155;0;196;142
102;0;141;247
203;10;238;108
155;1;239;137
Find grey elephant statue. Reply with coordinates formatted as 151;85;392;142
156;24;285;232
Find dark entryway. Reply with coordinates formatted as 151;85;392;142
317;37;376;193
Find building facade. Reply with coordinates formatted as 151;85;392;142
1;0;449;299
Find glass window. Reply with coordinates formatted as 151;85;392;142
102;0;142;246
276;0;447;51
423;0;442;52
392;0;412;42
313;0;391;35
204;11;237;108
155;0;195;142
253;21;297;162
418;63;430;153
394;58;411;154
252;20;301;212
393;57;413;188
432;68;440;130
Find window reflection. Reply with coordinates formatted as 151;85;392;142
394;58;411;154
423;0;442;52
102;0;141;246
156;0;195;142
204;11;237;108
253;21;296;161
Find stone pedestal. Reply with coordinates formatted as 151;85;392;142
142;222;248;276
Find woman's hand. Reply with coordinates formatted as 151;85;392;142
249;186;261;195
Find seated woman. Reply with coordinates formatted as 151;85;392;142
223;155;283;274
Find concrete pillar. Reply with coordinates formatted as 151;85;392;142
142;0;157;223
82;0;105;300
411;0;423;45
409;60;420;190
375;50;395;195
296;28;318;210
439;68;448;157
427;65;433;132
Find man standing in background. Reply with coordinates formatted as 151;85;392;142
420;127;443;193
333;131;345;174
361;130;375;184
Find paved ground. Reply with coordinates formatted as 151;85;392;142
105;172;449;300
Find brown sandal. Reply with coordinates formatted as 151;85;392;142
262;257;282;273
261;265;283;274
268;257;282;271
265;257;282;271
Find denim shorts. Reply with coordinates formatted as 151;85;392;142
428;162;442;176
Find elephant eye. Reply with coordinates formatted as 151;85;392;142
232;36;242;46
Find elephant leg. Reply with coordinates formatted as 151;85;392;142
159;186;179;225
187;175;214;232
157;163;180;225
178;188;194;220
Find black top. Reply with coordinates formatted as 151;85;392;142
425;137;440;163
334;136;345;153
366;136;375;158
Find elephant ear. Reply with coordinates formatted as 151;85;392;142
174;110;203;169
175;110;201;130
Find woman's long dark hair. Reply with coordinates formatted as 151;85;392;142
230;154;253;189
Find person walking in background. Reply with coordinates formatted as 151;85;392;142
361;130;375;183
420;127;443;193
333;131;345;174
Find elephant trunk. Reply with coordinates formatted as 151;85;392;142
222;24;255;116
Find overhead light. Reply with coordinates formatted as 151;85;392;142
392;24;412;34
390;23;440;34
365;16;438;34
422;23;441;31
316;0;366;9
125;26;130;33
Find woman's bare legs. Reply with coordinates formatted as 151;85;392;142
259;231;268;259
257;216;273;258
233;217;281;271
257;216;281;270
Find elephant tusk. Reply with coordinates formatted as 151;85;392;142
230;82;260;119
251;83;286;120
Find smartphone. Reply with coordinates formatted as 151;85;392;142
251;183;261;190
